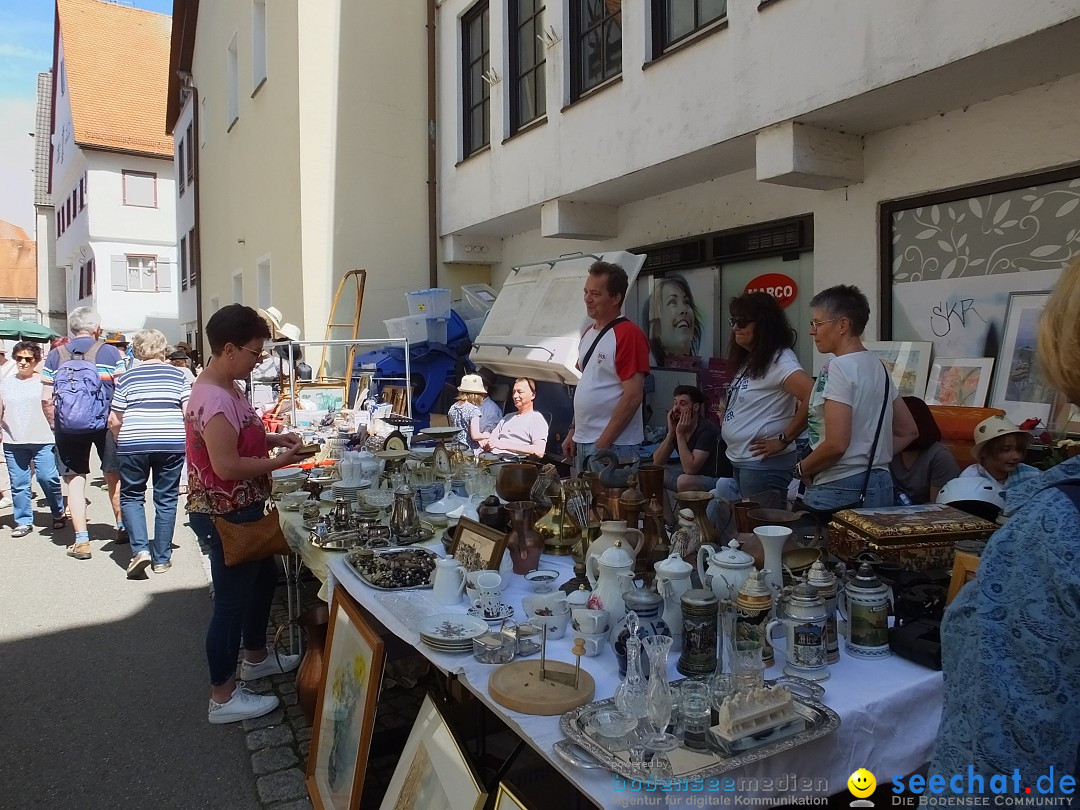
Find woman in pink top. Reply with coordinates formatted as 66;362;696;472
186;304;306;725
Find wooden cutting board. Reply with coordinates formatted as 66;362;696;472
489;660;595;715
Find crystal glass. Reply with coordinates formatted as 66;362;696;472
679;680;712;750
709;672;736;711
733;639;766;692
640;635;679;753
613;620;648;720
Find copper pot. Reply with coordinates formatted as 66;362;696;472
635;465;664;503
495;463;539;503
746;508;800;532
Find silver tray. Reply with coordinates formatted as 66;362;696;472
344;547;439;591
557;677;840;781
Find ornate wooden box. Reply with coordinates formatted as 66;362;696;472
827;504;997;572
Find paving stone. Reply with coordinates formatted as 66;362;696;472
251;746;298;775
278;681;297;696
298;740;310;759
281;691;298;707
270;798;313;810
241;707;285;732
250;680;275;695
271;673;289;684
256;768;307;804
295;726;312;743
285;705;305;721
246;724;295;751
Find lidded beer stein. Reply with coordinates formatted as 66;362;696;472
806;561;839;664
843;563;892;660
677;589;718;677
767;583;829;681
734;570;774;667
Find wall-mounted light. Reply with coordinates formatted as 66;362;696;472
537;25;561;48
463;244;491;254
481;69;501;86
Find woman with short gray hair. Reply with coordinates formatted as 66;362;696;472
108;329;192;578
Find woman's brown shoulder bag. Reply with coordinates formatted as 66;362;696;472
213;504;291;566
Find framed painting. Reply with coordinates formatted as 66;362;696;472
923;358;995;407
307;588;386;810
988;291;1054;425
298;383;347;413
863;341;933;398
494;783;531;810
449;517;509;573
1050;391;1080;437
378;693;487;810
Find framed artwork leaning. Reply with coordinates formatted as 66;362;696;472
307;588;386;810
989;291;1055;425
863;341;933;398
923;358;995;407
298;383;347;413
449;517;509;572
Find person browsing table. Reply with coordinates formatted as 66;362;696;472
480;377;549;457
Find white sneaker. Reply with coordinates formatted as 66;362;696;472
208;682;280;725
0;494;11;511
126;551;151;579
239;652;302;681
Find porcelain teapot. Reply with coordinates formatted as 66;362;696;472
585;520;644;573
697;539;756;603
431;557;466;606
585;539;636;625
653;551;694;643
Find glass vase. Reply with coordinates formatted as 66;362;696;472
613;622;648;720
640;635;679;753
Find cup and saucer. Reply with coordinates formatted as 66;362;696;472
467;602;516;626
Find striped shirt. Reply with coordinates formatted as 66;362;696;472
111;362;191;454
41;336;125;400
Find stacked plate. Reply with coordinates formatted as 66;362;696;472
418;614;488;653
331;480;370;501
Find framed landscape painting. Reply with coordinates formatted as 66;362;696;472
923;358;995;407
989;291;1055;425
863;341;933;398
449;517;509;572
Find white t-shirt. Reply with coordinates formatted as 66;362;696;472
721;349;803;464
573;320;650;446
0;374;55;445
807;351;896;486
490;410;549;455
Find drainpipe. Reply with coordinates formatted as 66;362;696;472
426;0;438;288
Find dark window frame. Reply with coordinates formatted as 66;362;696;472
461;1;491;158
569;0;622;100
651;0;727;55
508;0;546;135
180;234;189;291
185;123;194;182
178;137;186;197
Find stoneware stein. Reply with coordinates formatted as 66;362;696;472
767;583;830;681
841;562;892;660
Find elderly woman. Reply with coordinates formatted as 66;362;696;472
187;305;305;724
479;377;549;457
447;373;486;449
0;341;65;537
889;396;961;504
930;257;1080;792
959;414;1040;491
109;329;192;578
797;285;919;511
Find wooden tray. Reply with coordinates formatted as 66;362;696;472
489;660;595;715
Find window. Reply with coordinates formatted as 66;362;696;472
78;258;95;299
509;0;546;134
257;255;272;308
226;34;239;129
209;296;220;315
56;211;62;236
652;0;726;54
180;235;189;290
122;171;157;207
185;123;194;182
233;270;243;303
199;95;208;146
461;2;490;157
177;137;186;196
126;255;159;292
188;227;198;286
252;0;268;91
79;174;86;210
571;0;622;99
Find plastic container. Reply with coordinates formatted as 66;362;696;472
425;316;449;345
465;315;487;341
406;288;451;318
384;315;428;344
461;283;497;316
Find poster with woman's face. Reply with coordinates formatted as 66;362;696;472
642;268;716;368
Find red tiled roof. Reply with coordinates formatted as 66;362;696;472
56;0;173;158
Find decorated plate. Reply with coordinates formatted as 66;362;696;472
418;613;487;642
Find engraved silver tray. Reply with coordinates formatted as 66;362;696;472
344;547;439;591
557;677;840;780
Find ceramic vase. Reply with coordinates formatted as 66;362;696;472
505;500;544;574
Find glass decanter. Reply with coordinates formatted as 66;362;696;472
613;612;648;720
640;634;679;753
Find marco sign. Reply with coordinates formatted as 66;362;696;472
745;274;798;308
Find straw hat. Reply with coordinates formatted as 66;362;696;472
458;373;487;395
257;307;285;338
971;415;1026;460
274;322;301;342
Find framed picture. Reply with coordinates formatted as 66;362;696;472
298;383;347;412
378;693;487;810
494;783;531;810
989;291;1055;425
1050;391;1080;437
641;268;716;369
863;341;933;398
449;517;509;573
307;588;386;810
923;358;995;407
947;550;980;605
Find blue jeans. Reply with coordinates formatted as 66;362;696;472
732;457;797;502
4;444;64;528
802;468;893;512
190;504;279;686
575;442;641;475
118;451;185;565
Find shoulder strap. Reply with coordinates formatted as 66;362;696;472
856;362;892;504
82;340;104;364
580;317;626;372
57;345;73;363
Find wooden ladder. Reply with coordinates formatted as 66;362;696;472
315;268;367;387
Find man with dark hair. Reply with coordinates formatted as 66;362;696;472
561;261;650;472
652;385;736;516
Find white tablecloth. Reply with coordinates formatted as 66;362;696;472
326;549;943;809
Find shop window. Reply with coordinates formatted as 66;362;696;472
509;0;546;134
570;0;621;100
461;1;490;157
652;0;726;55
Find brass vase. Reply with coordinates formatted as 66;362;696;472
534;485;580;555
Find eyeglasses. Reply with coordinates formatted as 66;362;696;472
14;356;35;364
729;317;754;329
809;318;840;330
237;344;269;360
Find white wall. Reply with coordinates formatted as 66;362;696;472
174;93;198;331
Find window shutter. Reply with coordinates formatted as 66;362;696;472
156;259;172;292
111;256;127;290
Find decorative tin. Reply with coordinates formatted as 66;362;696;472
806;561;839;664
734;571;774;667
677;589;719;676
844;563;892;659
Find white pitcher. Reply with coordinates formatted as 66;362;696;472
654;551;694;646
432;557;466;606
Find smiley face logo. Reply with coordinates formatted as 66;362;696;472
848;768;876;798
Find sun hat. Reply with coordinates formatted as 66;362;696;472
274;322;301;342
458;373;487;395
971;415;1026;460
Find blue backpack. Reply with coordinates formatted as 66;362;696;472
53;340;110;433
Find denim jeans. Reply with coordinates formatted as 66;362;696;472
802;468;894;512
190;504;279;686
732;457;798;503
575;442;641;475
118;451;185;565
4;444;64;527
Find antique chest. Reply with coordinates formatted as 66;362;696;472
827;504;997;572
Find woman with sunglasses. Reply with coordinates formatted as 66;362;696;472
0;341;65;537
797;285;918;512
721;292;813;502
479;377;549;457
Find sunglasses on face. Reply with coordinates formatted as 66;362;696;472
15;356;35;364
729;317;754;329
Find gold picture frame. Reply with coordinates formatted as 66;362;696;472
307;588;386;810
946;550;981;605
494;782;531;810
449;516;509;573
378;693;487;810
298;383;347;413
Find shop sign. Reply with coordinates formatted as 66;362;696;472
745;274;798;308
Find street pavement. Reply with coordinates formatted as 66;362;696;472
0;463;263;809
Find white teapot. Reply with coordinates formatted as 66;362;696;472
585;539;635;626
697;539;756;603
654;551;694;646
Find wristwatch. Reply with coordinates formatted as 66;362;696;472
778;432;792;446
